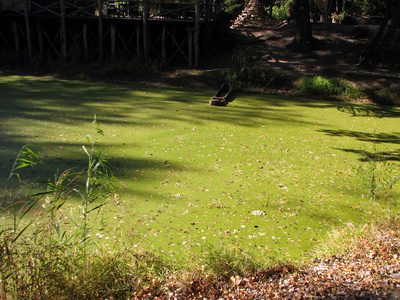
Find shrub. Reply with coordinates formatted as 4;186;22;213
200;244;267;279
272;0;293;21
356;144;400;207
0;117;115;298
296;76;361;99
375;85;400;106
223;0;246;18
351;25;372;39
331;11;346;23
352;0;386;17
310;216;400;261
222;51;288;88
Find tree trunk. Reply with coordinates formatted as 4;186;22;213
255;0;267;21
360;0;400;67
288;0;315;52
326;0;343;14
326;0;335;14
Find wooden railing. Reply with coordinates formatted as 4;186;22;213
0;0;212;66
0;0;214;20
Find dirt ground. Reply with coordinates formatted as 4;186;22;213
143;22;400;103
3;21;398;104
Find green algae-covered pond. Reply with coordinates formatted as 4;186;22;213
1;75;399;260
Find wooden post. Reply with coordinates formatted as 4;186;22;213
36;22;44;57
136;24;141;56
23;0;32;61
98;0;104;61
12;20;20;53
194;0;200;68
83;22;89;61
204;0;209;21
188;27;193;67
143;0;149;63
203;0;213;56
162;25;166;65
111;22;116;62
60;0;67;60
172;26;176;54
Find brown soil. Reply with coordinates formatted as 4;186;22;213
135;22;400;104
138;220;400;299
3;22;398;105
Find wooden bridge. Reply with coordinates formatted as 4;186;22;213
0;0;215;66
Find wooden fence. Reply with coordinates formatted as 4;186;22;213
0;0;215;66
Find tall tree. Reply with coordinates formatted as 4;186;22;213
360;0;400;66
288;0;316;51
326;0;344;13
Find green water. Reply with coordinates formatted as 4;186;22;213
1;75;399;260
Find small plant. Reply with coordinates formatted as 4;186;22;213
272;0;293;21
200;244;271;279
296;76;361;99
74;115;115;243
310;216;400;262
356;141;399;215
353;0;386;17
375;85;400;106
331;11;346;23
222;50;287;88
0;116;115;298
351;25;372;39
36;169;77;245
31;115;115;247
223;0;245;18
0;145;41;299
1;145;41;236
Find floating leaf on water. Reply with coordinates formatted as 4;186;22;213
250;210;266;216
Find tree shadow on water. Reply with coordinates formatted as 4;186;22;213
320;129;400;145
0;144;189;207
319;129;400;162
336;148;400;162
337;104;400;118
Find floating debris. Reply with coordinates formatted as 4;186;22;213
250;210;266;216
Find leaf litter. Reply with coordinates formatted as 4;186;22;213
132;221;400;299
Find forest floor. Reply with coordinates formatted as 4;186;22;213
2;22;399;105
133;22;400;105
